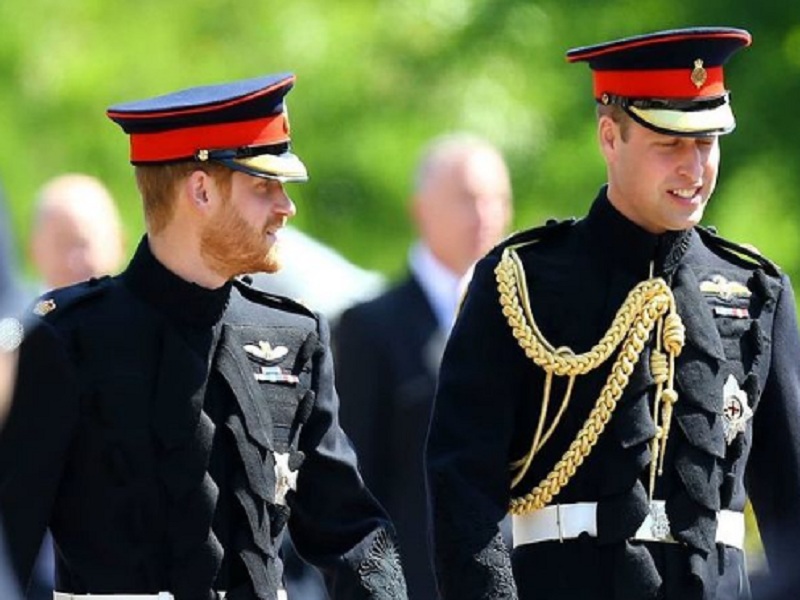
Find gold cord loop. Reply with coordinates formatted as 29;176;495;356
495;247;685;514
650;350;668;385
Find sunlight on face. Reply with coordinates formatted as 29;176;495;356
200;173;295;279
606;120;720;234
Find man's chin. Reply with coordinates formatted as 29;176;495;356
247;254;283;275
259;261;282;275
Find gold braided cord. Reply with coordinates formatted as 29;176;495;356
536;375;576;455
648;321;667;500
499;248;668;377
508;374;576;473
509;296;670;513
658;313;684;475
509;371;555;478
494;247;684;515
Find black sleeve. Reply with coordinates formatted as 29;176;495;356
333;305;391;500
288;315;408;599
746;274;800;591
425;256;521;600
0;319;80;591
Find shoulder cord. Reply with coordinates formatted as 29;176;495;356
494;246;685;515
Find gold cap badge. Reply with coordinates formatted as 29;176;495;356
691;59;707;89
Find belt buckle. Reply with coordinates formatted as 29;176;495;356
648;501;672;541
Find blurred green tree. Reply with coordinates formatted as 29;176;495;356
0;0;798;288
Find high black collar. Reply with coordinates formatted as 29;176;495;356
121;236;232;328
583;186;692;280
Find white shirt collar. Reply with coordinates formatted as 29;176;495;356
409;242;465;331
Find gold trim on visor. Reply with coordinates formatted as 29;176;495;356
628;102;735;135
233;152;308;183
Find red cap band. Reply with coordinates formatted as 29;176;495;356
129;113;291;162
593;66;725;99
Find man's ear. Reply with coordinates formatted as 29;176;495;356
185;170;212;209
598;115;620;162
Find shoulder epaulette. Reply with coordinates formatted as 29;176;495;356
696;225;781;277
233;277;318;320
492;217;577;255
31;276;113;321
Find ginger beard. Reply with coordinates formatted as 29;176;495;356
200;191;285;279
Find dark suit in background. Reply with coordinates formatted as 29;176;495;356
335;133;514;599
337;275;442;600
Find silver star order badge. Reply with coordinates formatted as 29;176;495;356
273;452;298;506
722;374;753;445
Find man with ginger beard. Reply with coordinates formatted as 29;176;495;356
0;74;408;600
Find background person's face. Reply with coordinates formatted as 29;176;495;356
32;206;124;289
415;149;512;275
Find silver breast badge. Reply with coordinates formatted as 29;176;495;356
722;374;753;445
273;452;298;506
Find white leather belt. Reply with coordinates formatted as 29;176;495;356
55;591;287;600
512;501;744;550
54;594;180;600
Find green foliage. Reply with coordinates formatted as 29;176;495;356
1;0;799;288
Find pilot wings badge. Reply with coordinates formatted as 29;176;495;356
244;340;289;365
244;340;298;384
699;275;751;301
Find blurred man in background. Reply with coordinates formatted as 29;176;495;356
25;173;126;600
336;133;513;599
30;173;125;290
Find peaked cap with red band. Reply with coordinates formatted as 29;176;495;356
107;73;307;182
567;27;752;136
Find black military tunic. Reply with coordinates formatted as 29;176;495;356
0;238;407;600
426;188;800;599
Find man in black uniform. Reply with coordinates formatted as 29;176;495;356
0;73;408;600
426;28;800;599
